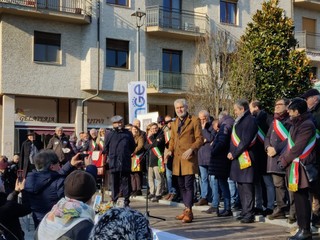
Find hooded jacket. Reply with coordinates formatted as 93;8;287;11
24;161;74;227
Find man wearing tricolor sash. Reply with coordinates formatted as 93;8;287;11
278;98;317;240
301;88;320;227
88;129;100;151
227;99;258;224
249;100;274;217
265;98;295;222
167;99;203;223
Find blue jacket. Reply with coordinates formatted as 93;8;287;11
209;115;234;179
198;122;215;166
24;162;74;227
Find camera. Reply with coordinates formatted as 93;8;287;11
79;153;89;160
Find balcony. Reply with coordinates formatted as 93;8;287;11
146;70;201;93
296;31;320;50
0;0;92;24
146;6;209;40
294;0;320;11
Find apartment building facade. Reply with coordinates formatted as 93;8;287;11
0;0;310;157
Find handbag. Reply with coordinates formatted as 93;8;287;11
300;162;318;182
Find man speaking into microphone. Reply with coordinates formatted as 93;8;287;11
103;115;135;207
166;99;203;223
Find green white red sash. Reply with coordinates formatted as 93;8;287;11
91;140;97;150
147;137;165;173
164;131;171;144
288;133;316;192
131;153;142;172
273;119;289;141
231;126;256;170
257;126;265;143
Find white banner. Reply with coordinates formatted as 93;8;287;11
128;81;148;123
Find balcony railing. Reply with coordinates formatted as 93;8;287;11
0;0;92;16
296;31;320;51
146;5;209;35
294;0;320;11
146;70;201;91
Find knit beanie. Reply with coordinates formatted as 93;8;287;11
89;208;153;240
64;170;96;203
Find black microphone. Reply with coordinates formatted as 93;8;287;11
164;118;176;124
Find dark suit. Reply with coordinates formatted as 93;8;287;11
229;110;258;221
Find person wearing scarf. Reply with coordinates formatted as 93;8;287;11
166;99;203;223
265;98;295;222
278;98;317;240
227;99;258;224
35;170;96;240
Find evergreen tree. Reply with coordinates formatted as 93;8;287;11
240;0;311;112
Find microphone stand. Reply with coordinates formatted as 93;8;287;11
139;123;170;221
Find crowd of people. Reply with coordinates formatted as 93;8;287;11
1;88;320;240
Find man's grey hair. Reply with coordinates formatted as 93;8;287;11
234;99;249;111
198;110;210;121
218;111;229;120
174;99;188;107
90;128;97;134
34;150;59;171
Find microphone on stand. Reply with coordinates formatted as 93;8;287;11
164;118;176;124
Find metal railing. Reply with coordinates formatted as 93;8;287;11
146;70;201;91
146;5;209;34
296;30;320;51
0;0;92;16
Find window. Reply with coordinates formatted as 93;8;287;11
162;49;182;73
34;31;61;63
220;1;237;25
162;49;182;89
106;0;127;6
106;39;129;69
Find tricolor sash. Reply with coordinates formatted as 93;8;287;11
131;153;143;172
273;119;289;141
91;140;98;150
164;131;171;144
257;126;265;143
147;137;165;173
287;133;316;192
231;126;256;170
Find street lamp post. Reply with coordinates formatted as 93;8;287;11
131;8;146;82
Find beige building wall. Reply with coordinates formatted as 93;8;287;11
0;14;83;98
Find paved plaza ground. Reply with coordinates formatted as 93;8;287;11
21;195;320;239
